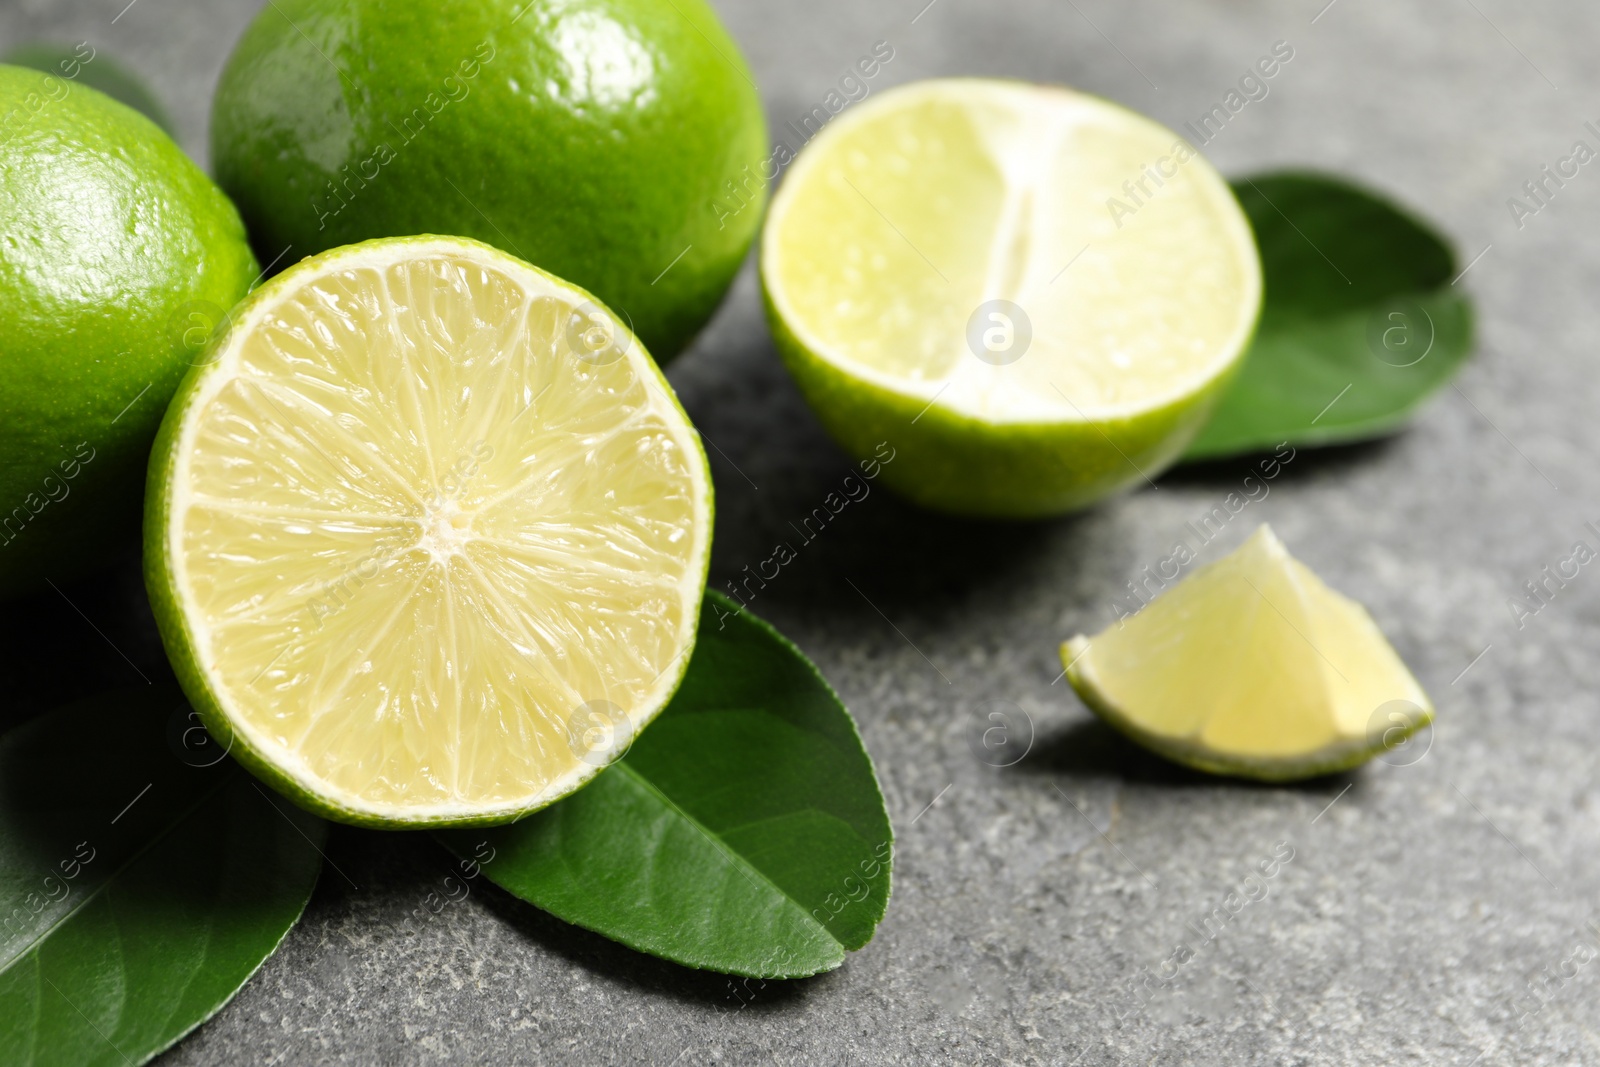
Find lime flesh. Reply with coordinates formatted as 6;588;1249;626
762;78;1261;516
146;237;712;827
1063;525;1432;781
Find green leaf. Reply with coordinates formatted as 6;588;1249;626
0;688;325;1067
440;593;892;979
1183;170;1475;460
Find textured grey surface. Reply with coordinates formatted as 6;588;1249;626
3;0;1599;1063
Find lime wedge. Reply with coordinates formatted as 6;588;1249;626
1062;525;1432;780
146;237;713;827
762;78;1261;516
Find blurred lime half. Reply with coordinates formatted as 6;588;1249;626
763;78;1261;516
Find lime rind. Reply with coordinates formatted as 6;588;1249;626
765;283;1252;516
1063;636;1434;782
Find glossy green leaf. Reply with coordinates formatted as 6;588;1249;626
0;688;325;1066
1183;171;1475;460
441;593;892;978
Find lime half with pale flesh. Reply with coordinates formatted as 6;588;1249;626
762;78;1261;517
1063;525;1433;781
146;236;712;827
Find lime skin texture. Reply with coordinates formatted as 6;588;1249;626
211;0;770;362
0;64;257;595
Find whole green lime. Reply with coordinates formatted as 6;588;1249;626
0;65;257;596
211;0;768;361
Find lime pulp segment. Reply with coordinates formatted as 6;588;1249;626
1064;525;1432;779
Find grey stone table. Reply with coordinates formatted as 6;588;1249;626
3;0;1597;1062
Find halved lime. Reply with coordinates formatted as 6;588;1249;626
762;78;1261;516
1062;525;1432;780
146;237;713;827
